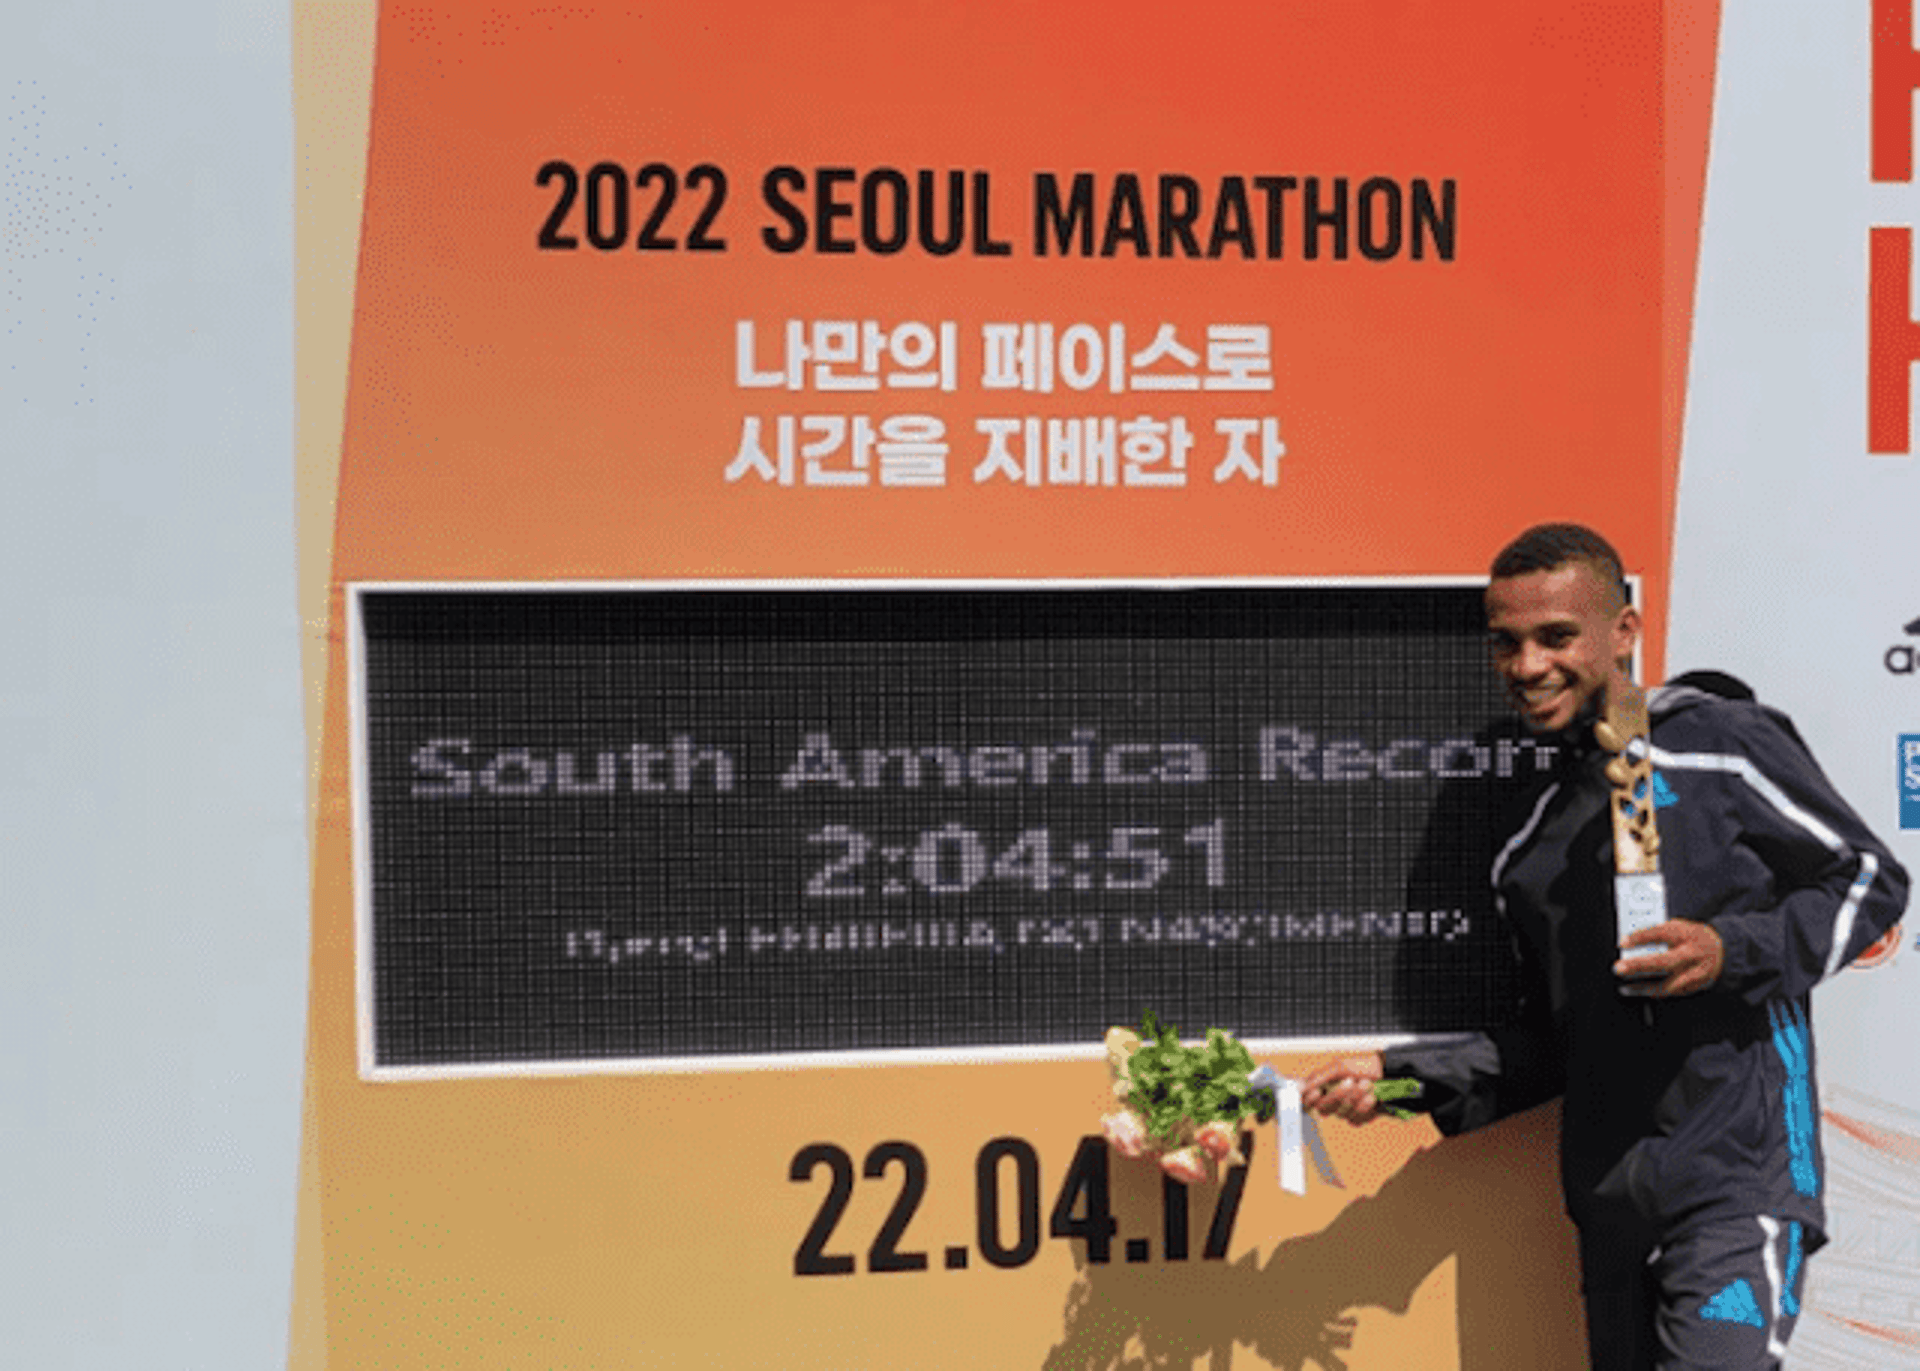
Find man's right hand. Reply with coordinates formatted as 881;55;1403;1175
1300;1054;1388;1124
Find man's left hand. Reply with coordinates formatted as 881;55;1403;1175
1614;920;1725;997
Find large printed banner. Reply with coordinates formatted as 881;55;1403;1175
329;3;1670;590
297;3;1702;1366
1665;3;1920;1363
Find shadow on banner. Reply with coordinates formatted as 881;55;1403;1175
1045;1105;1580;1370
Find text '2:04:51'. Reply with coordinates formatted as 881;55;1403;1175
805;821;1227;899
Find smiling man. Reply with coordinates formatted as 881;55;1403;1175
1303;523;1909;1370
1484;528;1639;735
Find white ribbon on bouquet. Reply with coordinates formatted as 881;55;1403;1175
1246;1065;1344;1195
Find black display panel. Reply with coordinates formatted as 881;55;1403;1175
353;583;1551;1073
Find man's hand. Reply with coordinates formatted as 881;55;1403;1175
1300;1053;1387;1124
1614;919;1725;998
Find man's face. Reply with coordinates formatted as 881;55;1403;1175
1485;561;1640;734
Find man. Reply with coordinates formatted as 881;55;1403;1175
1302;523;1908;1369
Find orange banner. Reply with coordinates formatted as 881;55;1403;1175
332;3;1668;592
298;3;1708;1365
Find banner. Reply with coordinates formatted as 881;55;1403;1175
295;3;1704;1365
1670;2;1920;1362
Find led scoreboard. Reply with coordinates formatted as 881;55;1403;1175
350;582;1545;1076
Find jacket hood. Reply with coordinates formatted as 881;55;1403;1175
1650;669;1756;719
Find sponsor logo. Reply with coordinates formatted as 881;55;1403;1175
1852;923;1903;970
1885;616;1920;674
1699;1278;1765;1328
1902;734;1920;831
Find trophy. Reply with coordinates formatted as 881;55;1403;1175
1595;681;1669;972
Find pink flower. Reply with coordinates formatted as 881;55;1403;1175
1101;1110;1152;1159
1195;1121;1238;1162
1159;1145;1209;1184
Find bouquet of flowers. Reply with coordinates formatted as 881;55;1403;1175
1099;1011;1276;1183
1099;1011;1426;1186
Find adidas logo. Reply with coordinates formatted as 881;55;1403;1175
1699;1278;1765;1328
1887;618;1920;674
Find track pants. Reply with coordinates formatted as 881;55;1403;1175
1580;1216;1808;1370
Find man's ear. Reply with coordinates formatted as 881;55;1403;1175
1613;603;1643;672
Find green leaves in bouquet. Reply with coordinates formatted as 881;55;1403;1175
1372;1077;1423;1121
1128;1011;1275;1146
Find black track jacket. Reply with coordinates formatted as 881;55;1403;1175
1383;674;1909;1243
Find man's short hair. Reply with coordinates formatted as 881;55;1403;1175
1489;523;1631;609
